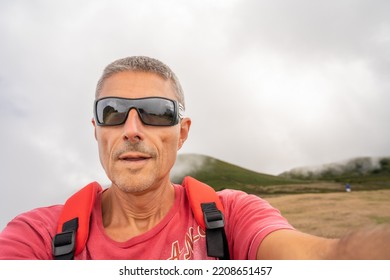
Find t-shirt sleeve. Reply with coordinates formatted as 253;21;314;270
0;206;62;260
219;190;295;260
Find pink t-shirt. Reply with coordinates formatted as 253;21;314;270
0;184;294;260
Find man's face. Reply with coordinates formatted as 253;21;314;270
92;71;190;193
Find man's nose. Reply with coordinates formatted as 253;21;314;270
122;108;144;142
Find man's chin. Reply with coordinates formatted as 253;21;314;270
111;175;156;194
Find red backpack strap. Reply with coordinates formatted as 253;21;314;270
52;181;102;260
183;176;230;259
183;176;224;229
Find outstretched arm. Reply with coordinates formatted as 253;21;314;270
257;225;390;259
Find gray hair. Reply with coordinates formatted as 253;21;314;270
95;56;185;108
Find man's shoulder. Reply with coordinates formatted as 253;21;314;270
27;204;64;217
216;188;261;202
0;205;64;260
215;188;274;215
10;204;64;228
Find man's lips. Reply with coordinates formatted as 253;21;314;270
118;153;152;161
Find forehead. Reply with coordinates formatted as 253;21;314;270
99;71;177;100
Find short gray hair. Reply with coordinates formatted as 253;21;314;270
95;56;185;108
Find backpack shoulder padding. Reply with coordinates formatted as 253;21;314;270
56;181;102;256
182;176;225;230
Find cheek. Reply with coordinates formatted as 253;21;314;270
161;128;181;151
158;131;180;162
96;131;114;169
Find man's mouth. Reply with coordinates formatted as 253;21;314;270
118;153;152;162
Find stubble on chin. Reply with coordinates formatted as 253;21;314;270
113;175;155;193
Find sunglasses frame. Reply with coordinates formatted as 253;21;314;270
94;96;185;127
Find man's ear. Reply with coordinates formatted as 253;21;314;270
91;118;97;140
178;118;191;150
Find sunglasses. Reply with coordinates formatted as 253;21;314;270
94;97;184;127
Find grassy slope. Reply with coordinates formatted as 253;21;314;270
266;190;390;238
171;154;308;194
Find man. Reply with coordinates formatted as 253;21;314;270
0;56;389;259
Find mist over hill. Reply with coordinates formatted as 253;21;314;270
171;153;212;182
280;156;390;180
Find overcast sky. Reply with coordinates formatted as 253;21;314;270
1;0;389;230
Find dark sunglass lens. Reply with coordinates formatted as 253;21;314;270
97;99;128;125
138;99;175;125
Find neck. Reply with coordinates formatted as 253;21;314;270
101;179;175;242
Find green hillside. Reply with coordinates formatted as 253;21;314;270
171;154;308;195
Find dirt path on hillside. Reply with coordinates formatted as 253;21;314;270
265;189;390;238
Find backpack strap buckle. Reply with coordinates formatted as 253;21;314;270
201;202;229;259
52;217;78;260
202;203;225;229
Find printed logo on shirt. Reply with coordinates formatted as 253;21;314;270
168;225;206;260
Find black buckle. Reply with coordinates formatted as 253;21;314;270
52;230;76;257
201;202;229;259
201;203;225;229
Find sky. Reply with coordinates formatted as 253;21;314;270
1;0;389;230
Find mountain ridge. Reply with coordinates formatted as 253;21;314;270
171;153;390;194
